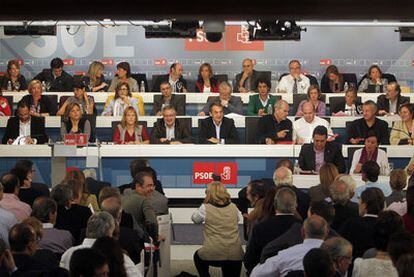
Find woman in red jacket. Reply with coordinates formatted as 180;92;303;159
112;106;150;144
195;63;219;93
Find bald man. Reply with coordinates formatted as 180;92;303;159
234;59;261;93
293;101;333;144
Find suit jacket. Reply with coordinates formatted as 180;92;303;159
21;94;58;116
34;69;74;92
32;182;50;197
118;226;145;264
346;117;389;145
201;95;243;115
256;115;293;144
152;94;185;115
247;94;278;116
377;94;409;114
151;74;187;92
55;204;92;245
151;118;192;144
298;142;347;173
198;117;239;144
234;69;260;93
331;201;359;231
2;115;48;144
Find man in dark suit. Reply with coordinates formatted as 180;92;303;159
330;178;359;231
34;57;74;92
83;168;111;199
299;125;346;173
198;102;239;144
151;106;192;144
346;100;389;145
234;58;260;93
152;81;186;115
377;82;409;115
243;187;302;273
199;81;243;115
151;63;187;92
2;100;48;144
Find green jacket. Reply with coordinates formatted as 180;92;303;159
247;94;278;116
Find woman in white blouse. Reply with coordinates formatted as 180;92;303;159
350;130;390;176
102;82;141;116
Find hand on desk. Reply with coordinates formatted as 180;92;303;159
208;137;220;144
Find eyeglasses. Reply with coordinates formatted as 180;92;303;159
119;88;128;91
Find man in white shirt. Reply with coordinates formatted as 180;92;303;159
276;60;310;94
293;101;333;144
251;215;328;277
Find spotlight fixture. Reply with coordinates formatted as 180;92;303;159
203;20;225;42
144;20;199;38
248;20;302;41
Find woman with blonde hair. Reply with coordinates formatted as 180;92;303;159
21;79;57;116
84;61;108;92
60;102;91;142
112;106;150;144
191;181;244;277
308;163;339;202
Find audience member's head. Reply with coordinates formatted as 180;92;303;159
389;169;407;192
31;196;58;224
330;179;351;205
100;197;123;224
395;254;414;277
85;212;115;239
303;215;329;240
83;168;97;180
321;237;353;276
388;232;414;265
273;166;293;186
247;180;276;221
246;180;267;207
335;174;356;198
373;211;404;252
129;159;150;179
51;183;73;207
1;173;20;195
8;223;38;256
204;181;231;206
312;125;328;151
319;163;339;197
303;248;335;277
98;187;121;207
362;100;378;121
132;171;155;198
92;237;127;277
359;187;385;216
308;201;335;226
274;187;297;214
63;179;84;204
69;248;109;277
21;217;43;242
276;159;294;173
361;160;380;183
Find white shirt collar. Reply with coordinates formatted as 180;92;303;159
42;223;54;229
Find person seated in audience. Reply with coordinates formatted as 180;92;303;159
0;238;17;276
34;57;74;92
234;58;260;93
388;232;414;268
51;183;92;245
349;131;390;176
0;173;31;221
102;82;144;116
276;60;310;94
250;215;328;276
256;99;292;144
57;78;95;115
195;63;219;93
60;103;91;142
69;248;109;277
2;100;48;144
243;187;302;273
61;211;141;275
21;79;57;116
112;106;150;144
198;102;239;144
354;161;391;200
296;85;326;116
377;82;409;115
151;62;187;92
321;64;346;93
395;254;414;277
308;163;339;202
330;177;359;231
320;237;353;277
0;182;18;249
191;181;244;277
302;248;335;277
386;169;407;207
1;60;27;92
247;77;278;116
331;87;362;116
390;103;414;145
31;196;74;255
340;187;385;259
150;106;192;144
293;101;333;144
298;126;346;173
352;211;403;277
10;164;42;206
64;168;100;212
0;96;11;116
99;187;134;229
199;81;243;116
83;61;108;92
152;81;185;115
83;168;110;199
14;160;49;197
403;185;414;233
346;100;389;145
108;61;138;92
358;65;388;93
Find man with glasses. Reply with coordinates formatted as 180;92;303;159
152;81;185;115
276;60;310;94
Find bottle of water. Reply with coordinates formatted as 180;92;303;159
343;82;349;92
267;105;273;115
41;81;47;92
294;159;300;174
140;81;145;92
7;81;12;91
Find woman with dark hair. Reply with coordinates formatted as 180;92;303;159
92;237;128;277
195;63;219;93
296;85;326;116
390;103;414;145
102;82;144;116
10;164;42;206
358;65;388;93
21;79;57;116
321;64;345;93
1;60;27;91
108;62;138;92
60;102;91;142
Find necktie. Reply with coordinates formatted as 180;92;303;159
292;78;298;94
